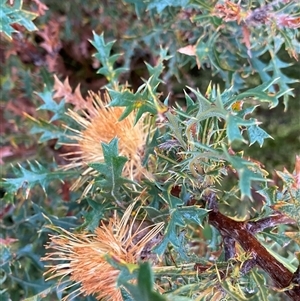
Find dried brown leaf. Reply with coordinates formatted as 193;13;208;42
177;45;196;56
0;237;18;246
214;1;246;24
53;75;72;99
177;45;203;69
242;25;252;57
32;0;49;16
277;15;300;29
0;146;14;164
53;75;87;111
294;155;300;189
38;20;61;54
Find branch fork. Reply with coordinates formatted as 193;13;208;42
205;193;300;300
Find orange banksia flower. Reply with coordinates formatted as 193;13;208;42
61;91;149;193
43;203;164;301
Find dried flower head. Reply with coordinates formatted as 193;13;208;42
62;91;148;192
43;203;164;301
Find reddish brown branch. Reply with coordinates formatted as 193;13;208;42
247;213;296;234
206;194;300;301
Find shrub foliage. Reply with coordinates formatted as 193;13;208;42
1;1;300;301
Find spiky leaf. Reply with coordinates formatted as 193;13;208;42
37;88;66;122
0;0;38;39
248;125;273;147
224;150;269;199
147;0;189;13
90;32;127;85
154;187;209;255
121;262;167;301
2;161;74;197
89;138;132;198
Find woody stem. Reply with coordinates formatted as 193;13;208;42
206;193;300;301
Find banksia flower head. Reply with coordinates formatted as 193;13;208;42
62;91;148;192
43;203;164;301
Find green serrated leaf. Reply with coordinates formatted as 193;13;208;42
226;114;256;144
89;32;127;85
273;201;300;225
16;244;44;270
143;206;168;223
108;47;170;122
108;88;157;123
122;262;166;301
0;0;38;39
147;0;189;13
157;206;209;255
122;282;144;301
178;206;209;225
8;275;48;293
162;187;184;209
82;199;114;232
0;269;7;286
257;186;278;206
28;117;67;148
248;125;273;147
234;78;283;108
42;214;78;230
138;262;154;299
195;40;209;65
90;31;115;62
276;170;296;188
250;269;269;301
107;89;138;107
0;246;12;274
89;138;132;198
22;285;56;301
259;240;297;272
2;161;74;197
220;278;247;300
37;88;66;122
145;48;171;88
224;149;268;198
260;231;292;249
155;186;209;255
121;287;135;301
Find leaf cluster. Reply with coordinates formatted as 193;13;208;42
1;1;300;301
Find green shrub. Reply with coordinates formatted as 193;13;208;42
1;1;300;300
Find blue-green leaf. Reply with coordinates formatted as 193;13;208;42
37;88;66;122
90;32;115;63
121;262;166;301
155;186;209;255
82;199;114;232
23;285;56;301
89;138;132;198
226;114;256;144
0;0;38;39
90;32;127;85
147;0;189;13
224;150;269;199
248;125;273;147
2;161;74;196
29;118;67;147
108;88;157;123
